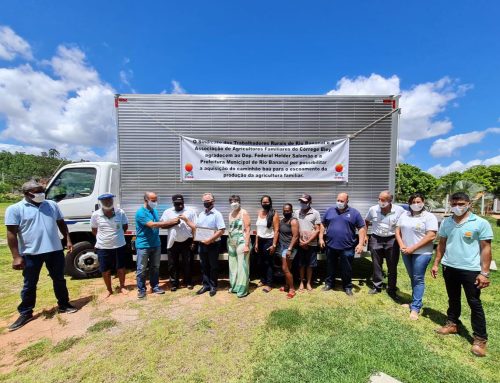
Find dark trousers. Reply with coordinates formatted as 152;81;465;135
199;242;220;290
443;265;487;339
19;250;70;316
258;237;275;286
369;235;400;292
167;238;194;287
325;247;355;289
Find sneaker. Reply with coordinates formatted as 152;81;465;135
471;336;487;357
368;288;382;295
58;304;78;314
209;289;217;297
187;285;194;290
345;288;353;296
8;314;34;332
322;285;333;292
152;287;165;295
137;290;147;299
436;321;458;335
170;286;178;292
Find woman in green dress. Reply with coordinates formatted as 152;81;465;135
227;195;251;297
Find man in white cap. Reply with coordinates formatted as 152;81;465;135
91;193;129;298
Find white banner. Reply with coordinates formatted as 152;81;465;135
180;136;349;182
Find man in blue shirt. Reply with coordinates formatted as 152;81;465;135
5;181;77;332
135;191;172;299
432;192;493;357
320;192;366;296
196;193;226;297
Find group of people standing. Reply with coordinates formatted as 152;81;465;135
4;181;493;357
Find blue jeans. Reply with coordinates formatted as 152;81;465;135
402;253;432;313
136;247;161;292
19;250;70;315
325;247;355;289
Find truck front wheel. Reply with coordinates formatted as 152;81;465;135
65;241;101;278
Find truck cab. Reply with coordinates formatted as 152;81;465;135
45;162;120;278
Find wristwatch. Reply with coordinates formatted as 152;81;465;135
480;271;490;278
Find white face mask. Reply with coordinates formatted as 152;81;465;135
101;203;114;211
230;202;240;211
378;201;389;209
410;203;424;212
300;202;309;210
31;192;46;203
147;200;158;209
451;205;468;216
336;202;346;210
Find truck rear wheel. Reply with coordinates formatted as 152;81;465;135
65;241;101;278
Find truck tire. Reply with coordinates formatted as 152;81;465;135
65;241;101;278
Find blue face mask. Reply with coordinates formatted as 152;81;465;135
336;202;346;210
148;200;158;209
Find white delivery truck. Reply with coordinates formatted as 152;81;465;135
44;94;400;278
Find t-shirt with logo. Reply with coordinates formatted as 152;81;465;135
365;204;405;237
438;213;493;271
91;208;129;249
396;211;438;254
322;206;365;250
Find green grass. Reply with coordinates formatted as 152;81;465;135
0;204;499;383
87;319;118;333
16;338;52;362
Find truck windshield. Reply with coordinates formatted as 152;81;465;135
46;168;97;202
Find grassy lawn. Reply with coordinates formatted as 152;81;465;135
0;201;498;383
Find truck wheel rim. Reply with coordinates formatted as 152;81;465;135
75;250;99;273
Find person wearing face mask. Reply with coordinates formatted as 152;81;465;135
160;194;197;291
227;195;251;298
432;192;493;357
5;180;77;332
135;191;172;299
255;195;280;292
196;193;226;297
294;194;321;292
365;190;405;300
278;203;299;299
90;194;129;298
320;192;366;296
395;193;438;320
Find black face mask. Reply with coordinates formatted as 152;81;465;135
283;212;292;220
174;203;184;211
203;201;213;209
261;203;271;211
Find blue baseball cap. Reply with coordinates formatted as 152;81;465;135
98;193;115;200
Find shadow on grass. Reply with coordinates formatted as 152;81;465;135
39;295;93;319
421;306;473;343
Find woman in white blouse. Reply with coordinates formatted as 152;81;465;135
396;193;438;320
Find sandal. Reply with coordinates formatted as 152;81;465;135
279;286;289;293
263;286;272;293
286;291;296;299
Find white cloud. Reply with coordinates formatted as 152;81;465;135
429;128;500;157
0;26;116;161
327;74;469;160
171;80;186;94
427;155;500;177
0;26;33;61
119;69;135;93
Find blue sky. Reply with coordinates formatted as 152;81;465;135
0;1;499;176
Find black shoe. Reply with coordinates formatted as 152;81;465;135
209;289;217;297
322;285;333;291
137;290;147;299
187;285;194;290
196;287;209;295
58;304;78;314
345;288;354;296
171;286;178;292
387;291;401;303
368;288;382;295
8;314;34;332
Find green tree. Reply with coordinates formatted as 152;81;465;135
395;163;438;202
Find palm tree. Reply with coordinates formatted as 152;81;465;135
434;180;485;213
